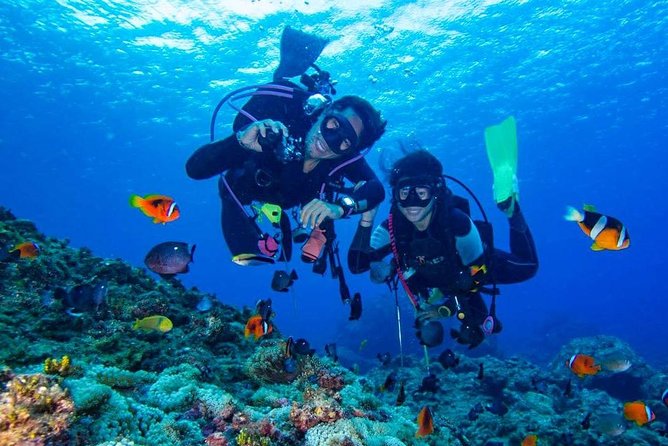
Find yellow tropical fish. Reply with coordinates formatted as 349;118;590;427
133;315;173;333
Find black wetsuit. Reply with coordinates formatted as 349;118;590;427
186;81;385;260
348;197;538;345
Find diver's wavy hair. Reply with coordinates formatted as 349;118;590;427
329;95;387;150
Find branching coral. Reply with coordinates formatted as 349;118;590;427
44;355;72;377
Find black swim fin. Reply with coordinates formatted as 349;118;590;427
273;26;329;81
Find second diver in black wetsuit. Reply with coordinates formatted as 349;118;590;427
186;28;387;267
348;149;538;349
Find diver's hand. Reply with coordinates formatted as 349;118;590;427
359;206;378;228
300;199;343;229
236;119;289;153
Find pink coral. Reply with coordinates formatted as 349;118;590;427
205;432;228;446
289;402;343;432
0;373;74;445
317;371;345;394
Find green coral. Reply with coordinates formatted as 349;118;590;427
236;428;272;446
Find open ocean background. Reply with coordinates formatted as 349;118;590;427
1;0;666;369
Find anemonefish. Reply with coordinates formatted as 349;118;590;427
564;205;629;251
521;434;538;446
566;354;601;378
623;401;655;426
661;389;668;408
244;315;272;340
11;241;40;259
130;194;180;224
415;405;434;438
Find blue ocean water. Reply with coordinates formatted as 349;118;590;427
0;0;666;369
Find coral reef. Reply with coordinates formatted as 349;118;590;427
1;207;666;445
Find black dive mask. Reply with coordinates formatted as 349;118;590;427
320;113;359;155
394;178;437;208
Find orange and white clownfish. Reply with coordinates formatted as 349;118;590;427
564;205;629;251
130;194;180;224
623;401;655;426
566;353;601;378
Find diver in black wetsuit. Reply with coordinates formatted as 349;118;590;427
186;28;387;266
348;150;538;349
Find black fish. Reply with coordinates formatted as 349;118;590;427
581;412;591;430
563;378;572;397
485;398;509;416
417;373;439;393
467;402;485;421
289;338;315;356
324;343;338;362
437;349;459;369
377;352;392;367
144;242;195;278
396;382;406;406
256;298;273;323
349;292;362;320
477;363;484;380
380;371;397;392
271;269;298;292
55;282;108;317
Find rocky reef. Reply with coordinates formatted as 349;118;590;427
0;206;666;445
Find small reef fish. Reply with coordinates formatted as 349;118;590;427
566;354;601;378
358;339;368;351
581;412;592;429
564;205;629;251
130;194;180;224
54;282;107;317
377;352;392;367
623;401;655;426
271;269;298;292
602;358;632;373
244;315;272;340
324;343;338;362
396;382;406;406
12;241;40;259
144;242;195;278
417;373;439;393
286;337;314;356
563;378;572;397
1;241;41;262
133;315;173;333
349;292;362;320
415;405;434;437
521;434;538;446
593;413;626;437
662;389;668;408
256;298;273;323
380;371;397;393
437;348;459;369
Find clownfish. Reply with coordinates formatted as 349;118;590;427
244;314;272;340
415;405;434;437
623;401;655;426
566;354;601;378
662;389;668;408
564;205;629;251
130;194;180;224
11;241;40;259
521;434;538;446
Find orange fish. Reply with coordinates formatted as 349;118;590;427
244;315;272;340
11;241;40;259
415;405;434;437
623;401;655;426
564;205;629;251
521;434;538;446
130;194;180;224
566;354;601;378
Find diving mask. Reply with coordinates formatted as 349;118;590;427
320;112;359;155
394;178;436;208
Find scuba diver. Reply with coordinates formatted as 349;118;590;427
348;118;538;349
186;27;387;270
